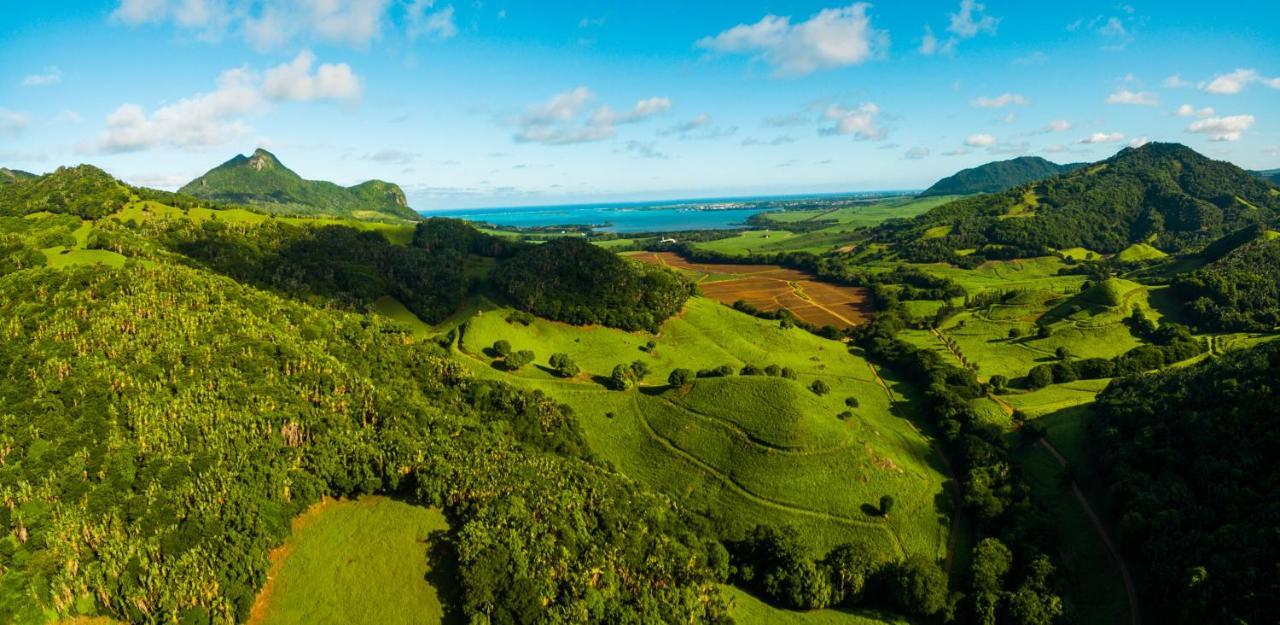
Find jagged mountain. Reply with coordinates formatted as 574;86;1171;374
885;143;1280;260
919;156;1083;197
180;149;418;221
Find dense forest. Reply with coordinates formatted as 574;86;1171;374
495;237;694;332
919;156;1081;197
1175;232;1280;331
877;143;1280;262
1091;340;1280;625
0;165;131;220
0;263;730;624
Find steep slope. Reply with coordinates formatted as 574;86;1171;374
0;167;37;185
918;156;1082;197
886;143;1280;261
1175;230;1280;331
180;149;418;221
1092;340;1280;625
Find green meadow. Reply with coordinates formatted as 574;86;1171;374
250;497;454;625
449;297;953;562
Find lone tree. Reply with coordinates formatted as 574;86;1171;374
879;494;895;517
629;360;650;382
844;397;860;408
491;339;512;358
809;379;831;396
506;350;535;371
668;368;694;387
548;353;579;378
1008;327;1023;340
1055;346;1073;361
610;364;634;390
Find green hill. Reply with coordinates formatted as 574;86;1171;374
180;149;419;221
1175;232;1280;331
888;143;1280;261
918;156;1081;197
0;164;131;219
0;167;36;185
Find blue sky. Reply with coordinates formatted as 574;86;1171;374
1;1;1278;209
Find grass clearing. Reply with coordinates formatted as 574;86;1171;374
453;297;951;562
249;496;455;625
722;585;909;625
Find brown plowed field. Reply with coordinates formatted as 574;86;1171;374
630;251;872;328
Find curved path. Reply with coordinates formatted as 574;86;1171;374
655;396;859;456
1037;438;1141;625
631;396;908;559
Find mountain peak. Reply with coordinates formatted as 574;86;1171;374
180;151;418;221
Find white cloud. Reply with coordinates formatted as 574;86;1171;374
361;148;420;164
742;135;796;146
922;0;997;55
1128;136;1150;148
1077;132;1125;144
514;88;671;145
903;146;930;159
111;0;167;23
948;0;998;38
82;53;361;154
964;133;996;147
659;114;737;140
1106;89;1159;105
112;0;399;50
942;148;970;156
821;103;884;140
52;110;83;124
1175;104;1214;118
83;67;261;153
262;50;363;103
0;109;30;136
623;141;667;159
999;112;1016;124
696;3;887;76
1201;68;1280;95
20;66;62;87
1045;119;1072;132
406;0;456;40
1164;74;1189;88
1187;115;1254;142
971;92;1027;108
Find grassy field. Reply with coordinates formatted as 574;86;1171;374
370;296;435;338
721;585;909;625
695;196;964;257
450;297;952;562
249;496;455;625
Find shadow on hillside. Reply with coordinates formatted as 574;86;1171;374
424;528;466;625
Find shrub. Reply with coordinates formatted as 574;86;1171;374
809;379;831;395
667;368;694;387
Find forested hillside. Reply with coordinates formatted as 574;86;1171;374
0;263;729;624
495;237;694;331
879;143;1280;263
180;149;419;221
0;165;131;219
1175;230;1280;331
1092;341;1280;625
0;168;36;185
919;156;1081;197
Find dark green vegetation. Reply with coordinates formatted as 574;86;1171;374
0;263;728;624
0;165;131;219
180;149;419;221
1175;228;1280;331
1092;340;1280;625
495;237;694;331
919;156;1082;198
0;167;37;185
880;143;1280;263
1250;168;1280;185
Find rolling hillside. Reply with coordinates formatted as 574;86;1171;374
180;149;419;221
886;143;1280;261
918;156;1082;197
